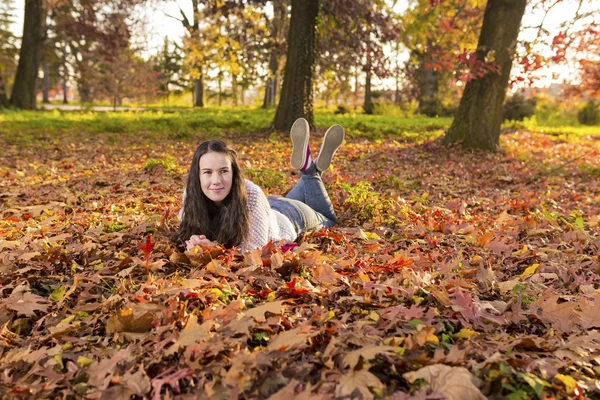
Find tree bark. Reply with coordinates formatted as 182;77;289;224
262;51;279;108
415;60;440;116
273;0;319;131
445;0;527;151
62;44;68;104
42;61;49;103
363;45;373;114
193;75;204;107
11;0;44;110
0;72;9;108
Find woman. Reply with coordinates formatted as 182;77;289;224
171;118;345;251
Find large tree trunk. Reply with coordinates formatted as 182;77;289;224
273;0;318;131
193;75;204;107
445;0;527;151
11;0;44;110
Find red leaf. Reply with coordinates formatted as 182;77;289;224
138;234;155;267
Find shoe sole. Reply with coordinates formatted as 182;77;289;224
316;124;344;172
290;118;310;169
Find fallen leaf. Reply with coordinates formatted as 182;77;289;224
335;369;384;400
403;364;485;400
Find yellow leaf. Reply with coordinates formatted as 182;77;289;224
512;244;529;255
359;273;370;283
520;263;539;278
50;286;66;302
208;288;223;298
322;310;335;323
383;337;404;346
454;328;480;339
426;335;439;345
77;356;94;368
266;292;276;302
368;311;379;322
554;374;577;394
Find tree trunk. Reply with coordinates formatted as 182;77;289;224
11;0;44;110
232;74;238;106
62;44;68;104
273;0;319;131
445;0;527;151
0;70;9;108
363;46;373;114
193;75;204;107
415;57;440;116
42;61;49;103
217;72;222;106
62;79;68;103
262;50;279;108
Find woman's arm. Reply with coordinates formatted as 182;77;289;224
243;180;273;251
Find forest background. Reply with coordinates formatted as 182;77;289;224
1;0;600;399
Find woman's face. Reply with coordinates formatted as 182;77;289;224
199;151;233;205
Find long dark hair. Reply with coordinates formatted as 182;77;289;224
171;140;249;249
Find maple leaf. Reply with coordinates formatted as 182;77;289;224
87;346;136;390
578;293;600;329
243;300;286;323
342;345;398;370
150;367;193;400
1;283;50;317
335;369;384;400
164;314;214;356
403;364;486;400
530;295;579;332
266;326;314;352
138;234;154;269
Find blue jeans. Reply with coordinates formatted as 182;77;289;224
268;162;336;236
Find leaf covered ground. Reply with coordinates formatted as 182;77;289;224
1;115;599;399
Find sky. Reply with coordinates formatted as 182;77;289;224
8;0;593;89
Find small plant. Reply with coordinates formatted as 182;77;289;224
104;222;127;233
577;100;599;125
245;168;286;190
144;156;179;173
341;181;397;225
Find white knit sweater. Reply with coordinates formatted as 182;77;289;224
179;180;297;250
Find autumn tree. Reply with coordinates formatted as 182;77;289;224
262;0;289;108
153;38;186;103
316;0;397;114
445;0;527;151
0;0;17;108
273;0;318;130
401;0;483;116
11;0;44;109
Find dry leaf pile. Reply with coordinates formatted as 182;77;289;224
0;128;599;399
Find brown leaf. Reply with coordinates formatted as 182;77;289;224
106;309;154;335
243;300;286;323
164;314;214;356
531;295;579;332
335;369;384;400
578;292;600;329
267;326;313;352
403;364;485;400
342;345;398;370
1;283;50;317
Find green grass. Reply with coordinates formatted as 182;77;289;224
1;107;598;149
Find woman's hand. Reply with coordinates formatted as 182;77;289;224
186;235;218;251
